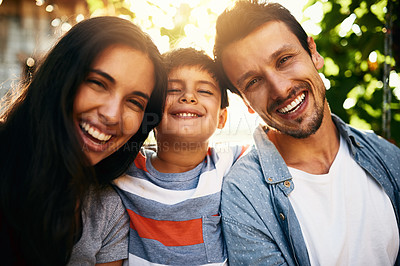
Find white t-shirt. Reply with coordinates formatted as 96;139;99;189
288;136;399;266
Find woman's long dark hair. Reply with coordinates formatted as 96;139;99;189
0;16;166;265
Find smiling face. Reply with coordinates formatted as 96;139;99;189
73;44;155;165
156;66;227;143
221;21;327;139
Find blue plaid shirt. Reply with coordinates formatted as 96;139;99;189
221;115;400;265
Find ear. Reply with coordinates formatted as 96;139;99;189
307;36;324;70
217;108;228;129
243;99;255;114
153;128;158;139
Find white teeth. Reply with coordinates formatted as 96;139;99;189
278;93;306;114
92;130;99;139
80;121;112;142
176;112;198;117
98;133;106;141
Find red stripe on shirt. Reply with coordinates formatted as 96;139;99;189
239;145;250;158
134;152;148;172
127;209;204;246
207;147;212;156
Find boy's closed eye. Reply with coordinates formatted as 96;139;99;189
167;81;183;93
167;88;181;94
198;89;213;95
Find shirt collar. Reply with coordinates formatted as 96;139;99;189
253;125;292;185
252;114;363;185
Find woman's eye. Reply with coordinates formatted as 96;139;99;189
128;99;145;111
87;79;106;89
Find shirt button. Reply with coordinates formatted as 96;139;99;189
284;181;291;188
279;213;285;220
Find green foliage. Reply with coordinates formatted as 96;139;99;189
86;0;104;13
305;0;400;146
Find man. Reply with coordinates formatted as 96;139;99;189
213;1;400;265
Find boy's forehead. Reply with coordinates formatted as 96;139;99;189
168;65;218;84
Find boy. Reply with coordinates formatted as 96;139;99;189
114;48;247;265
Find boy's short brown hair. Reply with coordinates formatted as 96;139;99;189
163;47;229;109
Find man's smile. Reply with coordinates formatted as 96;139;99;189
277;92;306;114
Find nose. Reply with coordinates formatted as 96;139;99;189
98;95;121;126
179;92;197;104
265;71;292;101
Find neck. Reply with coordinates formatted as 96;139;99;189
152;139;209;173
268;107;340;175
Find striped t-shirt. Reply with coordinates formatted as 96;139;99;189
114;146;247;265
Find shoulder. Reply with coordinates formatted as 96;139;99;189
86;185;122;204
222;146;265;191
333;114;398;153
220;146;277;228
125;148;154;175
82;185;126;222
225;146;261;177
335;118;400;178
347;125;400;156
70;186;129;264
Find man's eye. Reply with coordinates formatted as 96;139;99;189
279;56;291;65
245;78;260;89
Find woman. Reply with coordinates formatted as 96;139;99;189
0;16;166;265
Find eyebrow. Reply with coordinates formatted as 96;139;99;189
235;43;295;89
90;68;150;100
131;91;150;100
90;69;115;84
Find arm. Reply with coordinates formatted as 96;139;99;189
222;216;288;265
69;186;129;265
95;187;130;264
220;153;293;265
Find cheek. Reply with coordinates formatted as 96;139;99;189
73;86;86;115
244;91;264;108
121;112;144;136
164;97;175;110
160;98;175;119
73;85;100;117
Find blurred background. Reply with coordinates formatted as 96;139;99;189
0;0;399;146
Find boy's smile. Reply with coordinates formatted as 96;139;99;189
157;66;227;143
170;108;202;118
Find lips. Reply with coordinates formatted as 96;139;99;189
277;92;306;114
